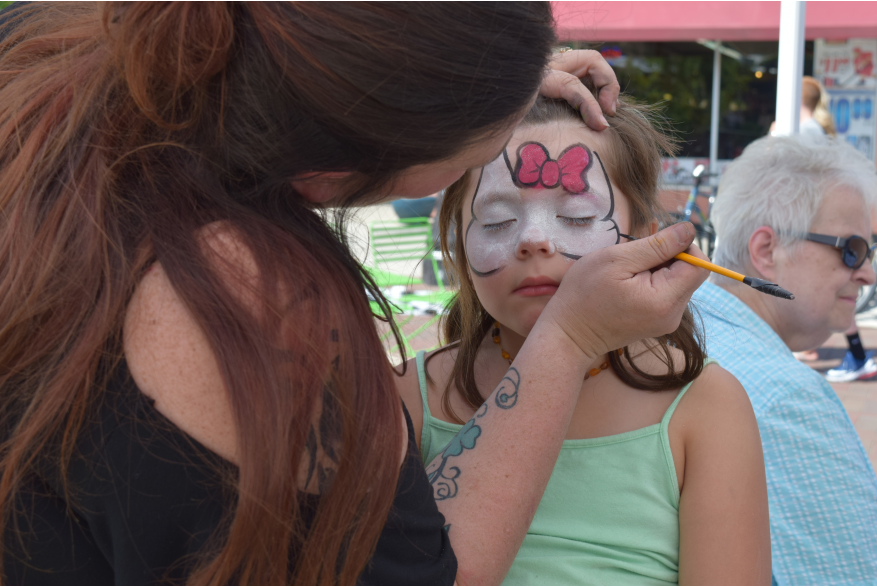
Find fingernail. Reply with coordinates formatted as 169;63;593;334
599;114;609;127
673;222;692;245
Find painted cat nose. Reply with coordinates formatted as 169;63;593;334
516;226;556;257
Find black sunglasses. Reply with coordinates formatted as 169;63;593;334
802;233;876;269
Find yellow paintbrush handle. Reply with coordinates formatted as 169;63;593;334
674;252;746;282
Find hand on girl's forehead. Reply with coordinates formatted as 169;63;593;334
465;133;619;277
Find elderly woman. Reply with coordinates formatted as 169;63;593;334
693;135;877;585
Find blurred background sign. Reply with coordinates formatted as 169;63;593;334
554;2;877;167
816;39;877;159
816;39;876;89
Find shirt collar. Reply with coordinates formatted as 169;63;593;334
693;281;793;358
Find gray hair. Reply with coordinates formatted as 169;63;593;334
710;135;877;273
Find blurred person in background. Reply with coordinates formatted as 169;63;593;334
770;75;836;138
800;75;836;137
694;135;877;585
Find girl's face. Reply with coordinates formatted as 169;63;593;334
461;122;633;336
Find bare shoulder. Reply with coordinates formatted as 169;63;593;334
672;362;763;490
124;261;238;462
674;364;771;583
675;363;756;434
122;223;259;464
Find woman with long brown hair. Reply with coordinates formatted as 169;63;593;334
0;2;707;584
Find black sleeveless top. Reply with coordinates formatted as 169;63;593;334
4;361;456;585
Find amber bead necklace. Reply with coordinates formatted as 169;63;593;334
491;321;618;380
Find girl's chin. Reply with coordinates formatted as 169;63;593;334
492;303;548;337
514;316;542;337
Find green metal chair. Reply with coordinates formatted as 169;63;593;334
368;218;436;288
367;218;455;355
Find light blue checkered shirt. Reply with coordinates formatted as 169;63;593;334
693;281;877;585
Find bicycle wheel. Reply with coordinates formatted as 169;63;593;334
855;254;877;314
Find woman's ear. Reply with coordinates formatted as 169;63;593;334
633;219;658;239
290;172;352;204
748;226;779;280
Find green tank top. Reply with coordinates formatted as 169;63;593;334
417;351;717;586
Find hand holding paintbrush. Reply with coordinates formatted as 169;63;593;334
620;233;795;300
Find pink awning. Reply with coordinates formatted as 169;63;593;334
553;1;877;42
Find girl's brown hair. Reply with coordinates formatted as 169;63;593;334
437;96;706;422
0;2;556;584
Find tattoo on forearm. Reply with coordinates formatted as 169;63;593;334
428;365;523;501
495;367;520;409
427;403;487;500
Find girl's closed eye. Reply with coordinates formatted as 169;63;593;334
483;219;516;232
559;216;595;227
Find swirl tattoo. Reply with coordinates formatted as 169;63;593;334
427;364;523;500
495;367;520;409
427;404;488;500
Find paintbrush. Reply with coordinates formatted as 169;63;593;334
619;233;794;300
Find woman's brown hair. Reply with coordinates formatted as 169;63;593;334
0;2;556;584
436;95;706;422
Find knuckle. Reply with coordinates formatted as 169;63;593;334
558;72;581;87
647;234;668;255
576;49;600;66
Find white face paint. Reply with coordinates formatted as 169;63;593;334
465;141;619;276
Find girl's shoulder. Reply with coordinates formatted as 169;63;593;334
671;362;770;582
625;345;752;430
670;361;761;488
677;362;753;426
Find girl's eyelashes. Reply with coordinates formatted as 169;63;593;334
483;219;515;232
482;217;595;231
559;216;595;227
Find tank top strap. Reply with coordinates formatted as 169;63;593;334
659;357;719;506
415;350;433;459
660;357;720;429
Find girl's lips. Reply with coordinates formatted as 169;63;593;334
513;276;560;297
515;284;559;297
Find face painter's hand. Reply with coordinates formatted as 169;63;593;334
539;222;708;360
541;49;621;131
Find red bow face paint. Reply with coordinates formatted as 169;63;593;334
513;142;590;193
465;140;619;277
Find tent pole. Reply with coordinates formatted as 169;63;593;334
775;0;806;135
710;41;721;173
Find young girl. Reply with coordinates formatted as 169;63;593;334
397;97;771;585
